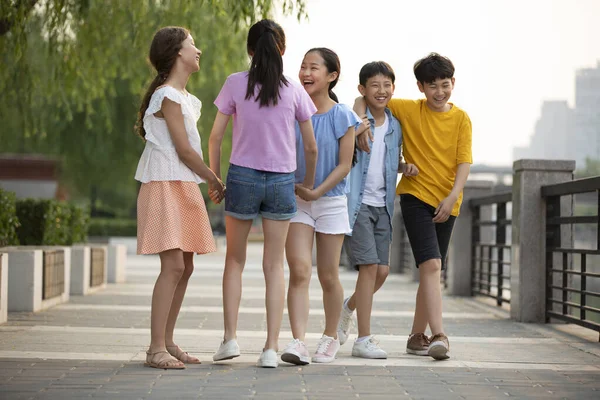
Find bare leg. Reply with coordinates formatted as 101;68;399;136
413;258;443;335
164;251;200;363
315;233;345;338
148;248;185;368
347;265;390;311
285;223;315;341
354;264;377;338
262;217;290;350
222;216;253;341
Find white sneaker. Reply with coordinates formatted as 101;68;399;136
337;298;354;345
257;349;278;368
213;339;240;361
281;338;310;365
312;335;340;363
351;335;387;359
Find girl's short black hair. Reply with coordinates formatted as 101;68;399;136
413;53;455;84
359;61;395;86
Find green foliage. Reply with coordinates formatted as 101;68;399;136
0;0;306;216
69;203;90;244
88;218;137;237
0;188;20;247
16;199;72;245
576;158;600;179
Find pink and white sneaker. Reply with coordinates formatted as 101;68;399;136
311;335;340;363
281;338;310;365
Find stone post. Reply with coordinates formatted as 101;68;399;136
511;159;575;322
446;180;494;296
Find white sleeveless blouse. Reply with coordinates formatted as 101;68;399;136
134;86;205;183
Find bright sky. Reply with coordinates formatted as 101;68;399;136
276;0;600;166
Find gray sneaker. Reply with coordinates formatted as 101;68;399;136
406;333;430;356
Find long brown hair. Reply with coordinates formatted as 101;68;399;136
135;26;189;138
245;19;288;107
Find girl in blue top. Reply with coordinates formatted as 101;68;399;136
282;48;361;365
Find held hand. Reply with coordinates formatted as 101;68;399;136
295;184;320;202
208;176;226;204
355;117;372;153
433;194;457;223
402;163;419;177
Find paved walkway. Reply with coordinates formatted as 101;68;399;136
0;243;599;399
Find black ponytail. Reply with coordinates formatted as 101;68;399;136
246;19;289;107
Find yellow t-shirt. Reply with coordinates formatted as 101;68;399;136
387;99;472;216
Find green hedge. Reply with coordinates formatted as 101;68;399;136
15;199;89;246
69;204;90;244
0;188;20;247
88;218;137;237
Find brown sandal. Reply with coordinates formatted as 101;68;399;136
145;350;186;369
166;345;201;364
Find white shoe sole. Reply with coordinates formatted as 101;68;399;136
428;342;449;360
213;351;241;362
406;347;429;356
311;356;336;363
281;351;310;365
257;360;278;368
351;351;387;359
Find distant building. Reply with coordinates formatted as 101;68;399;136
513;61;600;169
512;101;574;161
574;60;600;168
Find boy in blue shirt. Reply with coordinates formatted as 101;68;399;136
338;62;417;358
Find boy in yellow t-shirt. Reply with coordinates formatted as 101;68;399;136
354;53;472;360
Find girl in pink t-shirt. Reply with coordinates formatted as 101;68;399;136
208;19;318;368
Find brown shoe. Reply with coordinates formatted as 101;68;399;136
428;333;450;360
406;333;430;356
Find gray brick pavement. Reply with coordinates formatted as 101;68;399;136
0;244;599;399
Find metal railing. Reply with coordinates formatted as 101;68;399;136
90;247;105;288
470;191;512;305
42;250;65;300
542;177;600;335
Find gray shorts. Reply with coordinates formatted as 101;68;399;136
347;204;391;270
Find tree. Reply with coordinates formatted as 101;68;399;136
0;0;306;215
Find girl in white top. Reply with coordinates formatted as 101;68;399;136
134;26;225;370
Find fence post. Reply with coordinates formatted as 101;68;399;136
446;180;494;296
511;159;575;322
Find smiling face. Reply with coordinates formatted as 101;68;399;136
298;51;338;98
179;34;202;72
417;77;455;112
359;74;395;113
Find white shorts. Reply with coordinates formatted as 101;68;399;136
291;195;351;235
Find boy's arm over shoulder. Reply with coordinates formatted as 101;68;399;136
386;98;418;122
456;109;473;165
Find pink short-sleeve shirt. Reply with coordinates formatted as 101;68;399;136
214;72;316;173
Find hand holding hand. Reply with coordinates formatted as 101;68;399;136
295;184;320;202
208;176;226;204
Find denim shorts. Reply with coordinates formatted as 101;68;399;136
400;194;456;270
225;163;296;221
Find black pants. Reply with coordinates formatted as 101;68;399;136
400;194;456;270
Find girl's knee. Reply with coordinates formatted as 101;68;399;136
181;262;194;280
318;271;340;292
419;258;442;274
289;265;312;288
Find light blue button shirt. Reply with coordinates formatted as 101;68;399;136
346;107;402;235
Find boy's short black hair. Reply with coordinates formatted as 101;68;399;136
413;53;455;84
359;61;395;86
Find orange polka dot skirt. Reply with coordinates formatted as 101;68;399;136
137;181;216;255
